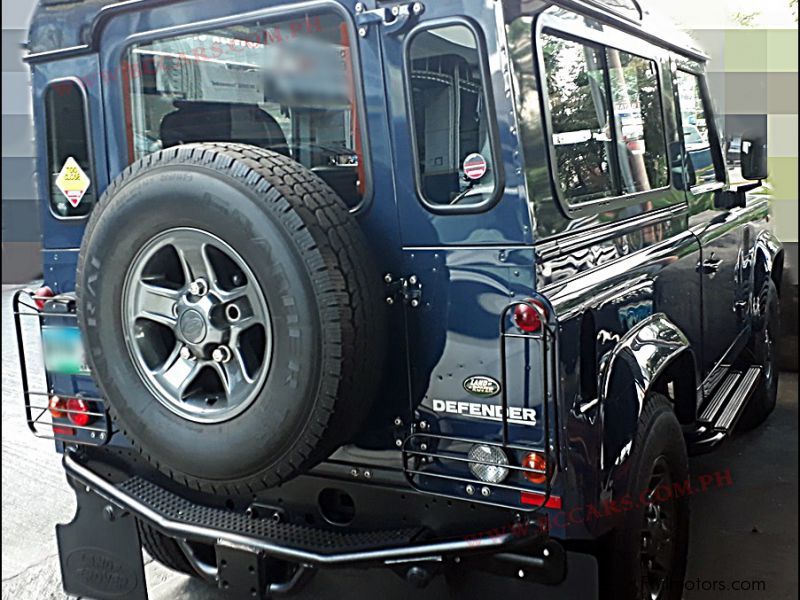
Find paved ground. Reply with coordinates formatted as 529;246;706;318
2;283;797;599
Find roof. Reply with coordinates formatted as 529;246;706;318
25;0;707;63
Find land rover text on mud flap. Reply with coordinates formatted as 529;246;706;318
14;0;783;598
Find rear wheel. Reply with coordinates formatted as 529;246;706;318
137;521;193;576
603;394;689;600
737;278;780;431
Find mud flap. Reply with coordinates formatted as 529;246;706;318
57;476;148;599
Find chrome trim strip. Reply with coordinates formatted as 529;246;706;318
535;203;688;262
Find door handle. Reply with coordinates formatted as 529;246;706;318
698;256;723;274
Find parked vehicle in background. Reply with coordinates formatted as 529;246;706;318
14;1;782;599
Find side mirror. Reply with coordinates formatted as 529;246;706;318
741;138;768;181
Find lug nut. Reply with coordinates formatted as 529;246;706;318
212;346;232;363
188;278;208;296
180;346;194;361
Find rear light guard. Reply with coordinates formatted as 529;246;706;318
402;297;560;512
13;288;110;446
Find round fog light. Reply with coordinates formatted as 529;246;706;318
468;444;509;483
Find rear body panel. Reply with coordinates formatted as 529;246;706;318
18;0;784;587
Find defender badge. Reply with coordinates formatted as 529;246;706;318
463;375;501;397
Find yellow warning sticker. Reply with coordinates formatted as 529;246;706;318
55;157;91;208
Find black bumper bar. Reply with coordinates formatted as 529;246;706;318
63;453;553;568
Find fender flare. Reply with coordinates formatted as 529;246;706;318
597;313;697;500
753;229;784;293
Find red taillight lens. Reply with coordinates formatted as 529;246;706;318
49;395;66;418
513;299;546;333
521;451;548;484
33;286;55;310
66;398;91;427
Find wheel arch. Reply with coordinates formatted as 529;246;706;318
753;229;784;295
598;313;698;502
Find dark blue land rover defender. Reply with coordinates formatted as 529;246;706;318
15;0;783;598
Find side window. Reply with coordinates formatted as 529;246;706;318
541;32;670;206
607;50;668;193
542;34;615;202
676;71;722;188
408;24;497;207
127;10;366;209
44;81;95;218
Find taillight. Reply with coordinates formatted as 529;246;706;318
48;395;66;418
33;286;55;310
521;451;548;484
513;299;546;333
66;398;91;427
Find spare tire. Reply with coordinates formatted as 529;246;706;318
77;143;384;494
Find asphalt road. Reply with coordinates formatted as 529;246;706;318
2;283;797;599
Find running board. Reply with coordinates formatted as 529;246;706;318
687;366;761;454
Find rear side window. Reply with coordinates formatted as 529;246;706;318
676;71;722;188
541;32;669;205
44;81;95;217
607;50;668;194
127;10;366;209
542;35;615;202
408;24;497;208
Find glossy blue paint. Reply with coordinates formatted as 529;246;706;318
24;0;785;547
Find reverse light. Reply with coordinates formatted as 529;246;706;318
48;395;66;418
513;299;546;333
521;451;548;485
33;286;54;310
66;398;91;427
468;444;509;483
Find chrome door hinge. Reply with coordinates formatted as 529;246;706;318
383;273;423;307
355;2;425;37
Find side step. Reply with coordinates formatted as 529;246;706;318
687;366;761;454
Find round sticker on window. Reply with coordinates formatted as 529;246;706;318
463;153;488;181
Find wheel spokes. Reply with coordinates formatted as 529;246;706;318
133;282;180;327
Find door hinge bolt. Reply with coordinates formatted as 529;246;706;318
358;27;368;37
410;298;420;308
386;296;395;305
408;275;418;285
395;439;403;447
384;273;393;283
465;485;475;496
394;417;403;426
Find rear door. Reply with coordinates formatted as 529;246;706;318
375;2;549;507
676;64;750;389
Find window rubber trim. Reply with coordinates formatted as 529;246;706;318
533;16;674;219
42;76;98;221
114;0;374;216
401;16;506;215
